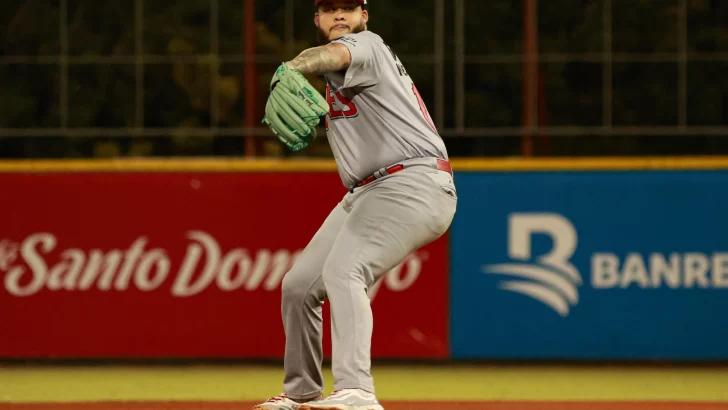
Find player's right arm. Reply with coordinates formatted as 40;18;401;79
289;32;380;90
285;43;352;76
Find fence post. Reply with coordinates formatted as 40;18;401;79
244;0;257;157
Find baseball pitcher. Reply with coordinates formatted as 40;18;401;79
255;0;457;409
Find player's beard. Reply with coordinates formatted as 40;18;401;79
317;20;366;45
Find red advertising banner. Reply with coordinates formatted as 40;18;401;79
0;171;449;359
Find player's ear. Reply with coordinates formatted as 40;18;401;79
314;13;320;27
361;9;369;24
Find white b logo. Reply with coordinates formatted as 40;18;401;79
483;213;582;317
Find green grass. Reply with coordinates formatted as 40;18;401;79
1;364;728;403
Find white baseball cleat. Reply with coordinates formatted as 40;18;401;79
297;389;384;410
252;393;323;410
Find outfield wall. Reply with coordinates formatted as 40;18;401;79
2;157;727;360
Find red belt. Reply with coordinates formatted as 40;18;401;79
356;159;452;188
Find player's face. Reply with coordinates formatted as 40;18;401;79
315;0;369;44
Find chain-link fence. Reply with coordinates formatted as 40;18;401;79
0;0;726;158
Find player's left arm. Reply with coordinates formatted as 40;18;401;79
284;43;351;76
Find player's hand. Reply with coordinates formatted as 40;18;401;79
261;63;329;151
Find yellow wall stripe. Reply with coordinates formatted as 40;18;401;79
1;156;728;173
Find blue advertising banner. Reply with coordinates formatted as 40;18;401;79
449;170;728;360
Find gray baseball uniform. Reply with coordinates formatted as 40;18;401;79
324;31;449;189
280;30;457;400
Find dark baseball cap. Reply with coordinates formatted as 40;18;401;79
315;0;367;7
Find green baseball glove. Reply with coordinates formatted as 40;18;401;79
262;63;330;151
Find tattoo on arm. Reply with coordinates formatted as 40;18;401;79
285;44;350;75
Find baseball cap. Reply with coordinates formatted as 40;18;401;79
315;0;367;7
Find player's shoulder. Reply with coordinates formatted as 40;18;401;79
333;30;385;47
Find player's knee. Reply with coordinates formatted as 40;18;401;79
281;268;324;306
281;271;307;300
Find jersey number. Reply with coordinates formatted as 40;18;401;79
384;41;438;133
412;83;437;133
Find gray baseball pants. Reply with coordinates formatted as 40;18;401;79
280;158;457;400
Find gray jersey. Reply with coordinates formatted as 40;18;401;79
323;31;448;189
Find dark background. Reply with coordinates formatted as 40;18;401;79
0;0;726;159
